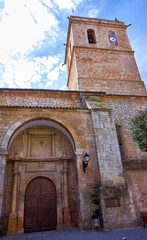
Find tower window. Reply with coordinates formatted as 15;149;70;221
87;29;96;44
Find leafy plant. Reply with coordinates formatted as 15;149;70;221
130;110;147;152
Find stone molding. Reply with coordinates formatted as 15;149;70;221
123;159;147;170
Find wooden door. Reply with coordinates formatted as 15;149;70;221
24;177;57;233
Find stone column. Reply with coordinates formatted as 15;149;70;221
56;161;64;229
0;153;7;233
17;193;25;234
62;159;71;228
56;192;63;229
7;162;19;235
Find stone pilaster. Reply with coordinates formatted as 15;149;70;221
90;107;136;229
62;159;71;228
0;152;7;233
91;109;125;186
56;193;63;229
7;162;19;235
17;193;25;234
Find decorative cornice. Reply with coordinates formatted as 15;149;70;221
123;159;147;170
69;16;126;28
73;45;134;55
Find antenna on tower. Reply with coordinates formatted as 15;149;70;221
72;9;74;15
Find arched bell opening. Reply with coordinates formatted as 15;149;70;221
87;29;96;44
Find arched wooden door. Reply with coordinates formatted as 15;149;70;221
24;177;57;233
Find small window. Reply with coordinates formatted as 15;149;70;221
87;29;96;44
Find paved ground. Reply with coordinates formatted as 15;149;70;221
1;228;147;240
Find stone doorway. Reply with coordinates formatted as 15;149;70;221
24;177;57;233
4;123;78;235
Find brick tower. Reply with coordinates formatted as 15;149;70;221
65;16;146;95
65;16;147;230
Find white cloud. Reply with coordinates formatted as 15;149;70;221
47;64;64;81
2;58;38;88
47;67;59;81
26;0;57;31
0;0;62;89
46;63;66;85
53;0;74;9
0;0;85;89
0;55;61;88
2;64;16;88
88;9;99;18
0;0;58;58
53;0;84;10
35;56;60;74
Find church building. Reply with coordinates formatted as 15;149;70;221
0;16;147;235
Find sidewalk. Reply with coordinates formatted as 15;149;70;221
1;228;147;240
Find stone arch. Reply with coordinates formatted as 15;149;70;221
1;114;80;153
22;173;57;194
3;115;81;235
25;175;56;190
87;29;96;44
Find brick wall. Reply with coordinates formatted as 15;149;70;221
102;95;147;160
79;77;146;95
125;170;147;220
75;49;140;81
0;89;81;108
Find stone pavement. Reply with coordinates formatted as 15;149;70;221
1;228;147;240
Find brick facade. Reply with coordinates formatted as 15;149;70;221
0;16;147;235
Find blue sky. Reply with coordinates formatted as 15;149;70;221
0;0;147;90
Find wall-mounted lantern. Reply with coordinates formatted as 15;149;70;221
83;153;90;173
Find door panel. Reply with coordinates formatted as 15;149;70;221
24;198;39;229
24;177;56;233
41;196;56;229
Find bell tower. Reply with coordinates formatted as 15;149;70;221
65;16;146;95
